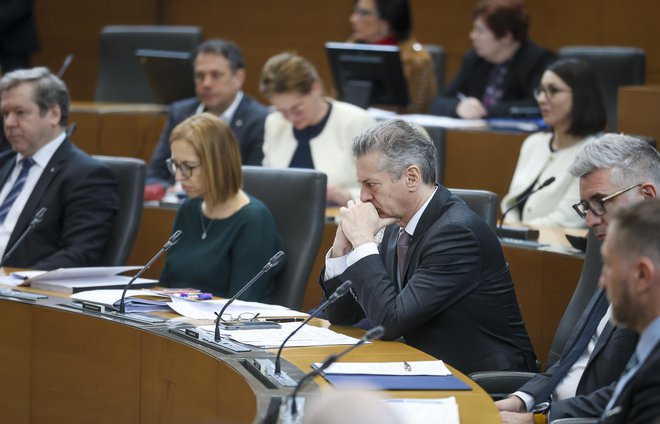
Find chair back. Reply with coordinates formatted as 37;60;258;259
545;231;602;368
242;166;327;310
449;188;499;231
94;25;202;103
423;44;446;95
558;46;645;130
94;156;145;266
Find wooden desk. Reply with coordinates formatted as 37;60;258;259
69;102;169;163
0;288;498;423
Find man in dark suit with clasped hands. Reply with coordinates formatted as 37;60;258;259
146;39;269;192
0;67;118;269
320;119;536;374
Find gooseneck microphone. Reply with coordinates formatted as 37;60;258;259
274;280;352;375
118;229;182;313
499;176;556;231
1;207;47;268
289;325;385;417
57;53;74;78
213;250;285;342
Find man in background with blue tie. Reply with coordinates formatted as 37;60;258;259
498;134;659;423
0;67;118;269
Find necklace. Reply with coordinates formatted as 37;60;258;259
199;202;214;240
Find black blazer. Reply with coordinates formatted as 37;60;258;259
322;186;537;374
0;138;118;269
146;94;269;186
430;39;556;118
520;288;638;402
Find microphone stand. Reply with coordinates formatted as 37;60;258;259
284;326;386;421
249;280;353;387
118;230;182;313
498;177;556;238
1;207;47;268
213;250;284;342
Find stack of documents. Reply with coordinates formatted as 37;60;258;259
312;360;471;391
7;266;157;293
197;322;360;349
71;289;171;313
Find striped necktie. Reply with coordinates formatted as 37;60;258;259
0;158;35;224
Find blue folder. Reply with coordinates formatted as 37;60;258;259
320;373;472;391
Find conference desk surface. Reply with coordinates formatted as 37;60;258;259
0;279;499;424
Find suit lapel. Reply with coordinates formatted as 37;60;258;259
400;186;450;286
0;153;17;188
561;288;608;357
10;140;69;244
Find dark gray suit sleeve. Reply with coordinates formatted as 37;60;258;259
549;383;614;420
32;159;119;269
329;222;482;340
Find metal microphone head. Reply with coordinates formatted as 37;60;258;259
34;207;47;223
164;230;183;250
363;325;385;342
329;280;352;302
264;250;285;271
539;177;556;188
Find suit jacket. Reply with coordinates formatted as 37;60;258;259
550;342;660;424
146;94;269;186
519;288;638;402
429;39;556;118
322;186;537;374
0;138;118;269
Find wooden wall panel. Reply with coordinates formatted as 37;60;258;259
34;1;660;102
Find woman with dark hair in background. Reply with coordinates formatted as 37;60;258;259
430;0;555;119
160;113;283;300
349;0;437;113
501;59;607;228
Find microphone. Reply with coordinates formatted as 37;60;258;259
213;250;285;342
274;280;352;375
118;229;182;313
1;207;47;268
289;325;385;417
57;53;74;78
499;176;556;231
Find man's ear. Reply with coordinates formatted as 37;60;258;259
405;165;421;190
640;182;657;200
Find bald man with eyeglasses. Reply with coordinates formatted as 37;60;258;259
498;133;659;424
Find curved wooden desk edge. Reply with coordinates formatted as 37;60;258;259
0;283;499;423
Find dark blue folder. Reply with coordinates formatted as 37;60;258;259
320;373;472;391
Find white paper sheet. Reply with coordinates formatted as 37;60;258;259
385;397;460;424
168;297;307;320
197;322;359;348
318;360;452;376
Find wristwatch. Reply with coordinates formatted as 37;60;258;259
532;401;551;424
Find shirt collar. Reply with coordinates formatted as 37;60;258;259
403;186;437;236
17;132;66;168
196;91;244;124
637;316;660;365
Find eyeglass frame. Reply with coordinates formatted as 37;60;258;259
166;158;200;180
352;6;378;18
533;84;571;99
218;311;261;323
572;183;642;219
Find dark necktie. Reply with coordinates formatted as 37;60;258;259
0;158;35;223
602;352;641;417
396;229;411;289
534;290;610;403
